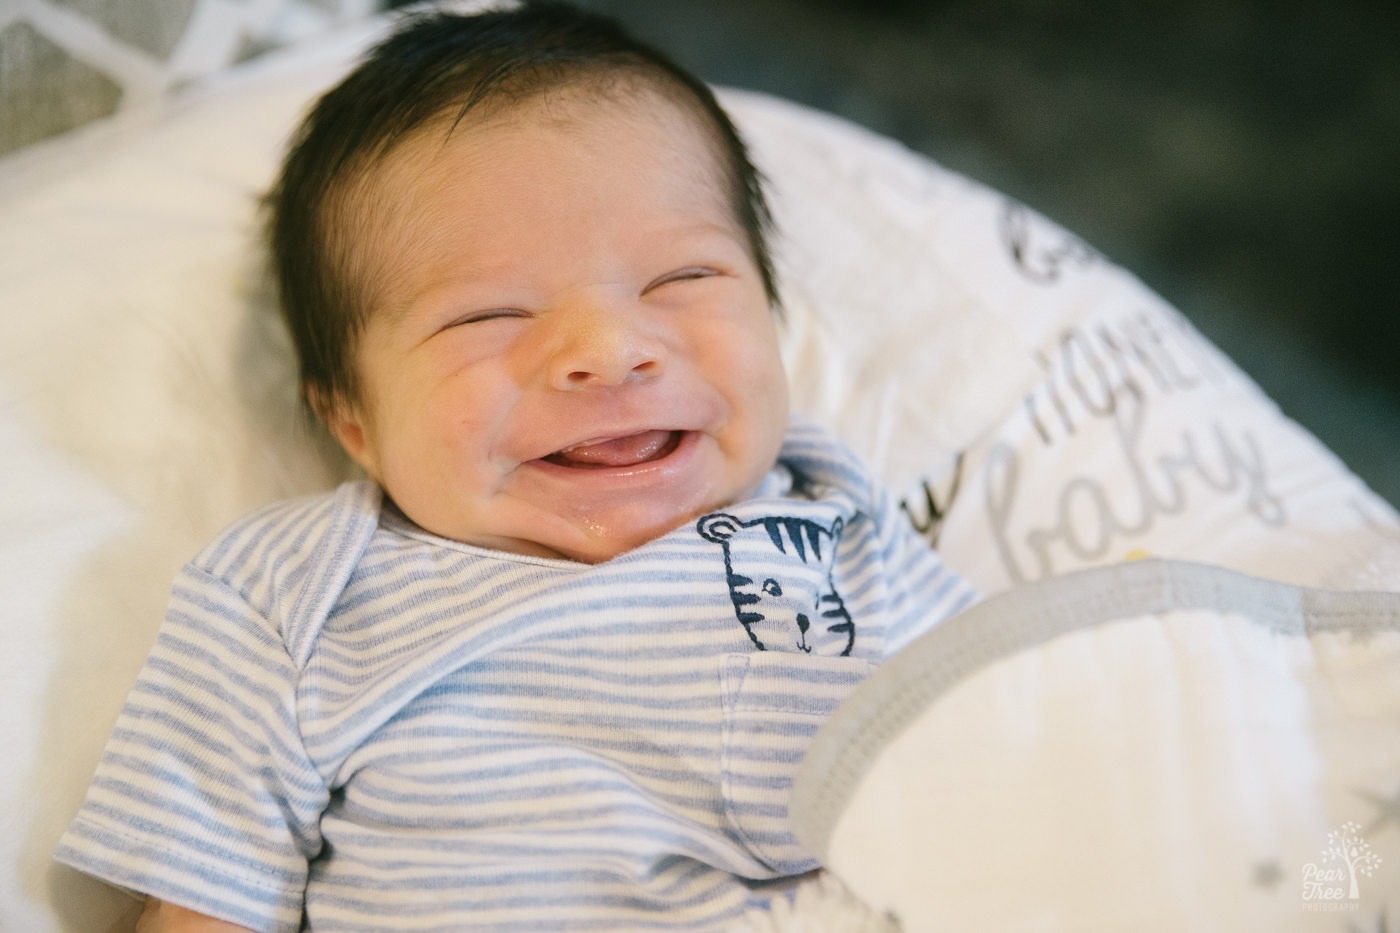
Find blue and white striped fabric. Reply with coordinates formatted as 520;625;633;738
56;422;975;932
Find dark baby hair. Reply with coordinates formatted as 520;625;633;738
266;0;777;413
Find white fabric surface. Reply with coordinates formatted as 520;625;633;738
1;7;1396;931
793;559;1400;932
727;92;1398;596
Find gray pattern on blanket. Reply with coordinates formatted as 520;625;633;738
0;0;375;156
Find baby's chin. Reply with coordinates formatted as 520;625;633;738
532;509;709;564
397;502;704;564
531;486;784;563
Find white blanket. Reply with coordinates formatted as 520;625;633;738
793;558;1400;932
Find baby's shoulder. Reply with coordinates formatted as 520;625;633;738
186;480;383;592
779;418;878;504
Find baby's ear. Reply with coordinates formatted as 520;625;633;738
308;382;377;476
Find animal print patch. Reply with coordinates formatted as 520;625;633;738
697;513;855;656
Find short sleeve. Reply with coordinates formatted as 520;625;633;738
874;484;979;657
55;564;328;933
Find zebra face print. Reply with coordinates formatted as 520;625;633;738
698;512;855;656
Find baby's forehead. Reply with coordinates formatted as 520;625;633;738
438;77;734;187
354;77;743;239
341;77;748;316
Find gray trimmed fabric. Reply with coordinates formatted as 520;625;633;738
790;558;1400;859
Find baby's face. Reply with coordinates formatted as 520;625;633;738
329;86;789;563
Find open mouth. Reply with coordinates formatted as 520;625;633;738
541;429;684;470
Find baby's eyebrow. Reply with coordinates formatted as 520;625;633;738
661;218;749;243
384;262;523;323
628;222;754;266
379;218;751;326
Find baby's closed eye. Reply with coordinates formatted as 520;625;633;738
439;307;531;331
642;267;720;294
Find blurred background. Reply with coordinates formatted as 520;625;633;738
577;0;1399;507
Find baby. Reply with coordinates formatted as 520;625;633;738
56;3;975;930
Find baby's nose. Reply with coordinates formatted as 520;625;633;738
547;298;664;390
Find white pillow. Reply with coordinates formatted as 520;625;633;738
1;9;1395;932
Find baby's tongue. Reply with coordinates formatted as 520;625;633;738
548;430;675;468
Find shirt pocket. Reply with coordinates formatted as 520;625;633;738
719;651;876;874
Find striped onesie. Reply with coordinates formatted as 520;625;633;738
57;422;975;931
